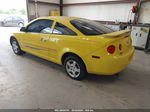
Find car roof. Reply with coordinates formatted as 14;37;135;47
37;16;80;22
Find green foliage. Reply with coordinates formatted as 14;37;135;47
0;9;10;14
19;9;26;15
0;8;27;15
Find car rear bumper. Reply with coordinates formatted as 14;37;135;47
84;47;134;75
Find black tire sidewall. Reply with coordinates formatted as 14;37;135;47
1;22;5;26
11;38;23;55
64;56;86;80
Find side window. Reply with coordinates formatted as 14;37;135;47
53;22;77;35
5;17;13;22
27;19;53;34
13;17;20;21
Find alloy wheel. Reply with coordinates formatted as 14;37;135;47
66;60;81;78
12;40;19;53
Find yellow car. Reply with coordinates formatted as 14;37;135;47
10;16;134;80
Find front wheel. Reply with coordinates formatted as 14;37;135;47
64;56;86;80
1;22;5;26
11;38;25;55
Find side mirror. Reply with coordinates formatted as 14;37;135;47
20;27;27;32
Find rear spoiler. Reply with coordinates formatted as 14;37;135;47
103;30;131;38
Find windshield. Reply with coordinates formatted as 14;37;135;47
70;19;114;36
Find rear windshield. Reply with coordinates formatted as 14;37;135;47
70;19;114;36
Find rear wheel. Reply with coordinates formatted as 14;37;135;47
64;55;86;80
11;38;25;55
18;22;24;27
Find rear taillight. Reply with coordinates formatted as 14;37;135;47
107;45;115;54
119;44;122;50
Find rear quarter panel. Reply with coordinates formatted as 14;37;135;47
53;35;105;64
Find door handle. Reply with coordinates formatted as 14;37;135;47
40;37;49;42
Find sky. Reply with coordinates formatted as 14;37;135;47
0;0;26;10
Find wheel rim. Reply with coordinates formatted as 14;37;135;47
12;41;19;53
66;60;81;78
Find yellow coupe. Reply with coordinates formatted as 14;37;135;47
10;16;134;80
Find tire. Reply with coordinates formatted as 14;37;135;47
112;73;120;78
18;22;24;27
1;22;5;26
11;38;25;55
115;73;120;76
64;55;86;80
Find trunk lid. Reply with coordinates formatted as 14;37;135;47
103;30;131;38
86;30;132;55
103;30;132;55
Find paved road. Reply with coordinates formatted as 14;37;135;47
0;27;150;109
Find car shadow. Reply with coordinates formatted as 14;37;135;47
85;73;120;83
22;53;120;84
22;53;64;71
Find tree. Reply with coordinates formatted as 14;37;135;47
0;8;27;15
19;9;26;15
9;9;18;14
0;9;10;14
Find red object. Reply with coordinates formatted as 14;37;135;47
132;6;138;13
119;44;122;50
107;45;115;54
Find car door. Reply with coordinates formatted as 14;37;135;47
13;17;19;26
21;19;54;60
48;22;77;62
